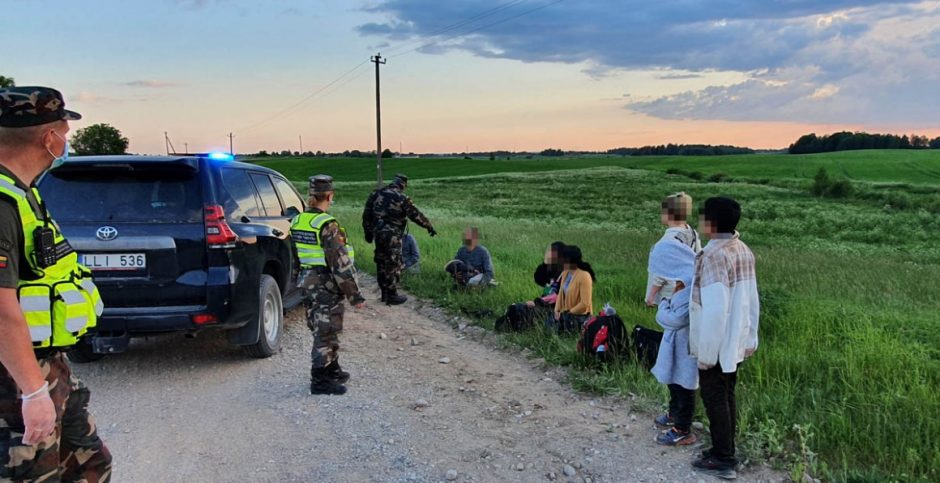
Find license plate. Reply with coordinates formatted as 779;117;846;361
81;253;147;271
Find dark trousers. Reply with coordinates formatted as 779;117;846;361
668;384;696;432
699;363;738;463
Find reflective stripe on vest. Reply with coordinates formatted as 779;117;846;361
0;173;99;348
291;212;355;268
80;278;105;316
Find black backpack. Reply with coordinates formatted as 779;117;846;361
631;325;664;369
495;303;546;332
577;315;628;362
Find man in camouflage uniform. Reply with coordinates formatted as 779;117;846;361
362;174;436;305
292;175;365;395
0;87;111;480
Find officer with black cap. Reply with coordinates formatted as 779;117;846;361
362;173;436;305
0;87;112;480
291;174;365;395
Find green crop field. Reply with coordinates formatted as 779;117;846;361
255;149;940;185
272;152;939;481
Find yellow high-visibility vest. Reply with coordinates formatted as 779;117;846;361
291;212;355;268
0;173;102;348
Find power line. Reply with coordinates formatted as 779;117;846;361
390;0;565;59
229;1;563;141
235;60;370;135
382;0;529;57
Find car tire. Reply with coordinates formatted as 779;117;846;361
243;274;283;358
66;337;105;363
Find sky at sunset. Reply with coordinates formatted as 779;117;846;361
3;0;939;154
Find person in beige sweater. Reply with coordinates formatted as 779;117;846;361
550;245;596;334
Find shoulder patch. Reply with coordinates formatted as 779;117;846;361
0;239;11;252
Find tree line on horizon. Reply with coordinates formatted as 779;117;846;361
788;131;940;154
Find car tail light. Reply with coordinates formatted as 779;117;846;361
192;313;218;325
205;205;238;248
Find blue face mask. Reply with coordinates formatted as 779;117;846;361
47;131;69;170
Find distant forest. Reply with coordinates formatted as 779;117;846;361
789;131;940;154
606;144;754;156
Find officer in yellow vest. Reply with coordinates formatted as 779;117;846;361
0;87;111;480
292;175;365;395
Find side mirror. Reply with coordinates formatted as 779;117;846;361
284;206;301;218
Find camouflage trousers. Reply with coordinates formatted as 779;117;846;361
374;230;403;292
0;352;112;482
302;279;346;370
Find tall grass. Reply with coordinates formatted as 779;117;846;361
293;165;938;481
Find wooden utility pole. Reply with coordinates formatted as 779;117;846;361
372;53;386;188
299;135;303;153
164;132;170;155
228;132;234;155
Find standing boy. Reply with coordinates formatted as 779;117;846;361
689;197;760;480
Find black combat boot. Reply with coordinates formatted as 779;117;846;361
325;360;350;384
310;368;347;395
380;289;388;303
384;288;407;305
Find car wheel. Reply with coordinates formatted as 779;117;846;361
244;274;283;358
66;337;105;363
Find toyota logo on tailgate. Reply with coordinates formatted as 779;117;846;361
96;226;118;241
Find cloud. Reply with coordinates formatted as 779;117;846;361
123;80;183;88
657;73;705;80
280;7;303;16
359;1;940;125
810;84;840;99
74;92;119;103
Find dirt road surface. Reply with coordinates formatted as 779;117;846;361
74;276;781;482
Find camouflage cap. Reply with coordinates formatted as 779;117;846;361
309;174;334;195
0;87;82;128
393;173;408;186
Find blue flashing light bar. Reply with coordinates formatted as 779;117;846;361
207;152;234;161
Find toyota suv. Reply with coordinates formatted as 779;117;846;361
38;154;306;361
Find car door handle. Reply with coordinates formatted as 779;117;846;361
272;228;284;237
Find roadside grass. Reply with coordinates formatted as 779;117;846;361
291;166;938;481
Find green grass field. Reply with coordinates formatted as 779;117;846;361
255;149;940;185
275;152;939;481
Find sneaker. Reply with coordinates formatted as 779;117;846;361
692;456;737;480
654;413;675;427
656;427;697;446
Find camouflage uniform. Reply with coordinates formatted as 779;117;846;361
362;174;435;302
298;208;365;371
0;354;112;482
0;87;112;481
293;175;365;395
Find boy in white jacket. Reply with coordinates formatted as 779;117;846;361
689;197;760;481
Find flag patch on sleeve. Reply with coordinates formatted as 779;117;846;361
0;256;7;269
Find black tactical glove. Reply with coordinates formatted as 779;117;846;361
364;232;373;244
428;227;438;237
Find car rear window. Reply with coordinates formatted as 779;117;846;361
39;169;203;223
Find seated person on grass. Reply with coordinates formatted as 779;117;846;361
528;241;566;308
548;245;596;334
444;227;495;287
402;232;420;273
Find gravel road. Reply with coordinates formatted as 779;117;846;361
73;276;782;482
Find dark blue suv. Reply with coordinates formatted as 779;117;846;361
38;154;306;361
